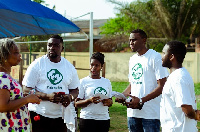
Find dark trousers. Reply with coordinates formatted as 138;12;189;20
30;111;68;132
79;118;110;132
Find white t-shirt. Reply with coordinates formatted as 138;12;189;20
78;76;112;120
128;49;169;119
160;67;197;132
22;55;80;118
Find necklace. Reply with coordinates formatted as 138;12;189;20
0;66;10;73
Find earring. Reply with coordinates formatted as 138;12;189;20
5;60;7;63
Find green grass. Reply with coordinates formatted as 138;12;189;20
109;102;128;132
111;82;129;93
77;82;200;131
109;82;200;132
195;83;200;95
195;83;200;131
110;82;129;132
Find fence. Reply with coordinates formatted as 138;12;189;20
17;55;106;85
11;52;200;84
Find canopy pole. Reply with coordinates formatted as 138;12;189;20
64;42;66;58
29;37;32;64
89;12;93;58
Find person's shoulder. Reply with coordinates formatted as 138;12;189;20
171;68;194;86
0;72;11;86
148;49;162;59
33;55;46;62
28;55;46;67
148;49;160;55
179;67;192;78
80;76;90;83
129;53;137;60
0;72;8;78
100;77;111;83
172;68;191;79
83;76;91;80
61;57;75;68
61;57;72;64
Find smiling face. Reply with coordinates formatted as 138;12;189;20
90;59;102;79
7;44;21;66
129;33;146;53
47;38;63;62
162;44;172;68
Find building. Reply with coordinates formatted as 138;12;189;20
63;19;108;52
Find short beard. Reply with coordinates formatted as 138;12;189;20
48;54;58;58
162;59;172;69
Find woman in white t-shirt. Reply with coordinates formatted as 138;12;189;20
75;52;113;132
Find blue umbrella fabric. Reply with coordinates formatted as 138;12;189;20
0;0;80;38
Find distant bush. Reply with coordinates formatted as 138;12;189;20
147;39;169;52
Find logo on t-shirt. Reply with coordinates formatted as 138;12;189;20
94;87;107;95
132;63;143;80
47;69;63;85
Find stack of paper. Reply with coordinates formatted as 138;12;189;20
111;91;126;99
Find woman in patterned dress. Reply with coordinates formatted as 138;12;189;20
0;38;41;132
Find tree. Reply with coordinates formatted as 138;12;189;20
20;35;52;52
102;0;164;38
154;0;200;41
32;0;48;6
102;0;200;43
99;0;166;52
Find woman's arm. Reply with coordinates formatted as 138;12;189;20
75;96;101;108
102;98;113;107
23;86;61;102
0;89;40;112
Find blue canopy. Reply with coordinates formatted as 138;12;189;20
0;0;80;38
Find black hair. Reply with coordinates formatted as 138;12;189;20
131;29;147;39
50;35;63;44
166;40;186;64
91;52;105;66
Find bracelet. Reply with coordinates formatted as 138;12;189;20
29;89;36;94
70;94;74;101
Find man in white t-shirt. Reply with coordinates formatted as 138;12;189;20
22;35;80;132
116;29;169;132
160;40;200;132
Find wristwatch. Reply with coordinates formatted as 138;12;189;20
138;98;144;110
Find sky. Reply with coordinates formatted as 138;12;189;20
44;0;133;20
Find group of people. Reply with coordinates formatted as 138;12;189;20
0;29;199;132
117;29;200;132
0;35;112;132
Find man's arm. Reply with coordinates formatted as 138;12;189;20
115;83;131;104
128;77;166;108
122;83;131;97
182;105;200;121
57;88;79;107
23;86;79;107
141;77;166;103
23;86;61;102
